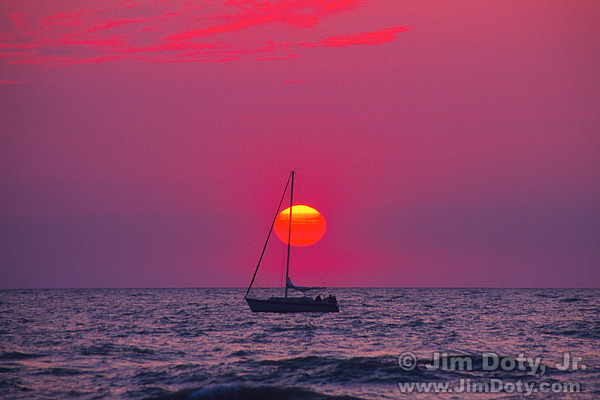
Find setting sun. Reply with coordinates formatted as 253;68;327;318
274;205;326;247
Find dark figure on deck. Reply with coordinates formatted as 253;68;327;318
315;295;322;302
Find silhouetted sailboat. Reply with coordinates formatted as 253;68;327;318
245;171;339;313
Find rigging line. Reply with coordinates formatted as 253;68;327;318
244;172;292;298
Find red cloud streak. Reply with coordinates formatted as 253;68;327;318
0;0;408;66
304;26;410;47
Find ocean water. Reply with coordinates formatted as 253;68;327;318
0;288;599;399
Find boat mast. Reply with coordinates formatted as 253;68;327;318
285;170;294;298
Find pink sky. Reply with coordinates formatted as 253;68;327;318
1;0;599;288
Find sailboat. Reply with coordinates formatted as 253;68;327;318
245;171;339;313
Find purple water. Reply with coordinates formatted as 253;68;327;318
1;288;599;399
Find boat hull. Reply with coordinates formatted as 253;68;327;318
246;297;339;313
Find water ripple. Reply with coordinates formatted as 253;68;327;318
0;288;598;399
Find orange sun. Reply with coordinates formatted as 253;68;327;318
274;205;326;247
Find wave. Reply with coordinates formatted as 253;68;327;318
0;350;47;360
252;352;577;386
533;292;560;298
79;343;156;356
36;367;87;376
148;384;365;400
539;321;600;340
560;297;584;303
255;355;402;384
268;323;318;333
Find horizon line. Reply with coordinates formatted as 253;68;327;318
1;286;598;290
